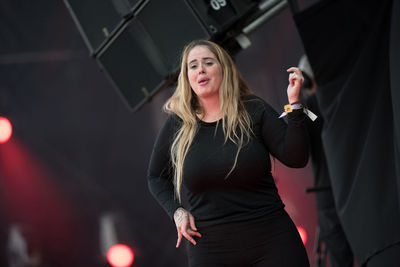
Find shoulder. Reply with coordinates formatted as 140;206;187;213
165;112;182;125
159;113;182;135
156;113;181;139
152;113;182;152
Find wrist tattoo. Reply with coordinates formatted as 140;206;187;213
174;208;188;225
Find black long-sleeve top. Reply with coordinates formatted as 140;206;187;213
147;95;308;227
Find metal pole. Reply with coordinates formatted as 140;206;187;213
242;0;288;35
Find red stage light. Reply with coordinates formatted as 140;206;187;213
0;117;12;144
107;244;134;267
296;226;307;245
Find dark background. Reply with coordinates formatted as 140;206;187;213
0;1;319;266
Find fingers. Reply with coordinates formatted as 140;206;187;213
175;212;201;248
176;231;183;248
182;230;197;246
287;67;304;83
287;67;304;90
189;214;197;231
188;228;202;238
287;67;301;74
286;67;304;103
289;73;296;86
176;228;197;247
179;227;202;245
188;214;202;238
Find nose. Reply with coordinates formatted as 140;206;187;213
198;63;205;74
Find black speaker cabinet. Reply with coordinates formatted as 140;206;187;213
64;0;143;53
186;0;259;36
65;0;260;111
96;0;210;111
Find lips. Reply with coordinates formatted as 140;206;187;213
198;77;209;85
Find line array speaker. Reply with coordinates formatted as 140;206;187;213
65;0;261;111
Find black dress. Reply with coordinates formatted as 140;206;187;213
148;95;310;267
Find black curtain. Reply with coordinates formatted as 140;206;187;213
390;0;400;208
291;0;400;265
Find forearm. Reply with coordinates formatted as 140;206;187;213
148;176;181;219
283;110;309;167
264;108;309;168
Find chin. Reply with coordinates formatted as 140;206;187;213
197;91;217;99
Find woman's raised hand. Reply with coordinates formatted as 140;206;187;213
173;207;202;248
286;67;304;103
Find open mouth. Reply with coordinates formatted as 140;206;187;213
198;78;209;86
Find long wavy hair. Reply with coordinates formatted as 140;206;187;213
164;40;253;202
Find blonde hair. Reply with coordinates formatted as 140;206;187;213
164;40;253;202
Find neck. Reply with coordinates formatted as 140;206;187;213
198;95;221;122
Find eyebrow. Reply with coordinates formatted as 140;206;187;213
188;57;216;65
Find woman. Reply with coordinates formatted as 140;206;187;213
148;40;310;267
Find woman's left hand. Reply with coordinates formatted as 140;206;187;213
286;67;304;103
